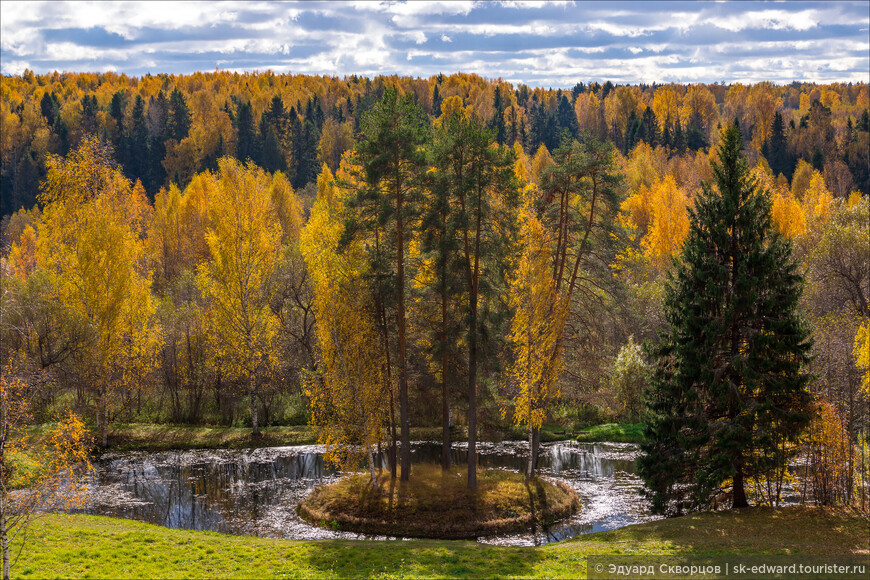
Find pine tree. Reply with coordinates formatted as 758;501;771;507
431;110;520;490
639;124;812;516
345;88;430;481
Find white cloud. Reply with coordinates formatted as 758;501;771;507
0;59;31;75
0;1;866;86
711;9;819;32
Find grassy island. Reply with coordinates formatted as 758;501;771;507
297;465;579;539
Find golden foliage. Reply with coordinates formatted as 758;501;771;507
505;211;564;430
35;137;159;444
530;144;553;187
621;175;690;266
855;320;870;395
804;170;833;221
804;399;853;506
771;190;807;238
197;158;282;381
300;165;388;474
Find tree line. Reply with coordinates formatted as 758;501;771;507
2;72;868;218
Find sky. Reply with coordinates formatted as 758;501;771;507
1;1;868;87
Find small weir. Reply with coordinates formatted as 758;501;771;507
73;441;658;545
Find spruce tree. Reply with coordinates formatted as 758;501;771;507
762;112;794;180
167;88;191;142
126;95;150;187
639;124;812;516
234;101;256;163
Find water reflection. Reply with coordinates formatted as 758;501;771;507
74;441;659;545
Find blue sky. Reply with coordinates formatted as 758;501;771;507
1;1;868;87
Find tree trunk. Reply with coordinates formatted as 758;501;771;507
390;385;397;480
527;426;540;480
368;445;378;488
441;287;451;471
397;189;410;481
733;455;749;508
102;405;108;449
251;376;260;436
2;508;9;580
467;293;478;491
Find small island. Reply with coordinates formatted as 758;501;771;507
297;465;579;539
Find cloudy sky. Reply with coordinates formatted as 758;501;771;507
1;1;868;87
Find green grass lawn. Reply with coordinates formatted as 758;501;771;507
575;423;645;444
14;507;868;579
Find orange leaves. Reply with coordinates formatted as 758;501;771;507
771;191;807;238
621;174;691;267
529;144;553;187
679;84;717;134
37;137;155;361
643;175;691;265
604;86;641;136
8;225;37;279
754;162;807;238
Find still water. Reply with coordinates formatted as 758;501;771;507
75;441;657;545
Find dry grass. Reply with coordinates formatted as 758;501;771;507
298;464;579;539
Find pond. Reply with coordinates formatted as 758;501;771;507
74;441;658;546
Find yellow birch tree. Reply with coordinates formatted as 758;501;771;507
300;165;388;483
196;158;283;436
36;137;157;448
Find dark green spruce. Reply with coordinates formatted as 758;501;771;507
639;124;812;516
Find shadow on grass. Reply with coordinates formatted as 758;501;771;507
571;506;870;557
303;539;547;579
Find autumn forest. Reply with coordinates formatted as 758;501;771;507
1;70;869;557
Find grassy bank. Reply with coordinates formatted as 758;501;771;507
298;465;579;539
575;423;645;444
14;507;868;579
24;423;583;454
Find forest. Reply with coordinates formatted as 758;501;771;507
1;71;868;514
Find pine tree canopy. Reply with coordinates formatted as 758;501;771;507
639;124;813;516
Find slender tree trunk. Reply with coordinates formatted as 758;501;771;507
102;404;109;449
396;188;410;481
95;390;102;447
251;375;260;436
441;281;451;471
368;445;378;488
527;426;540;480
390;393;398;480
467;292;478;491
467;175;484;492
1;510;9;580
379;302;397;480
733;455;748;508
